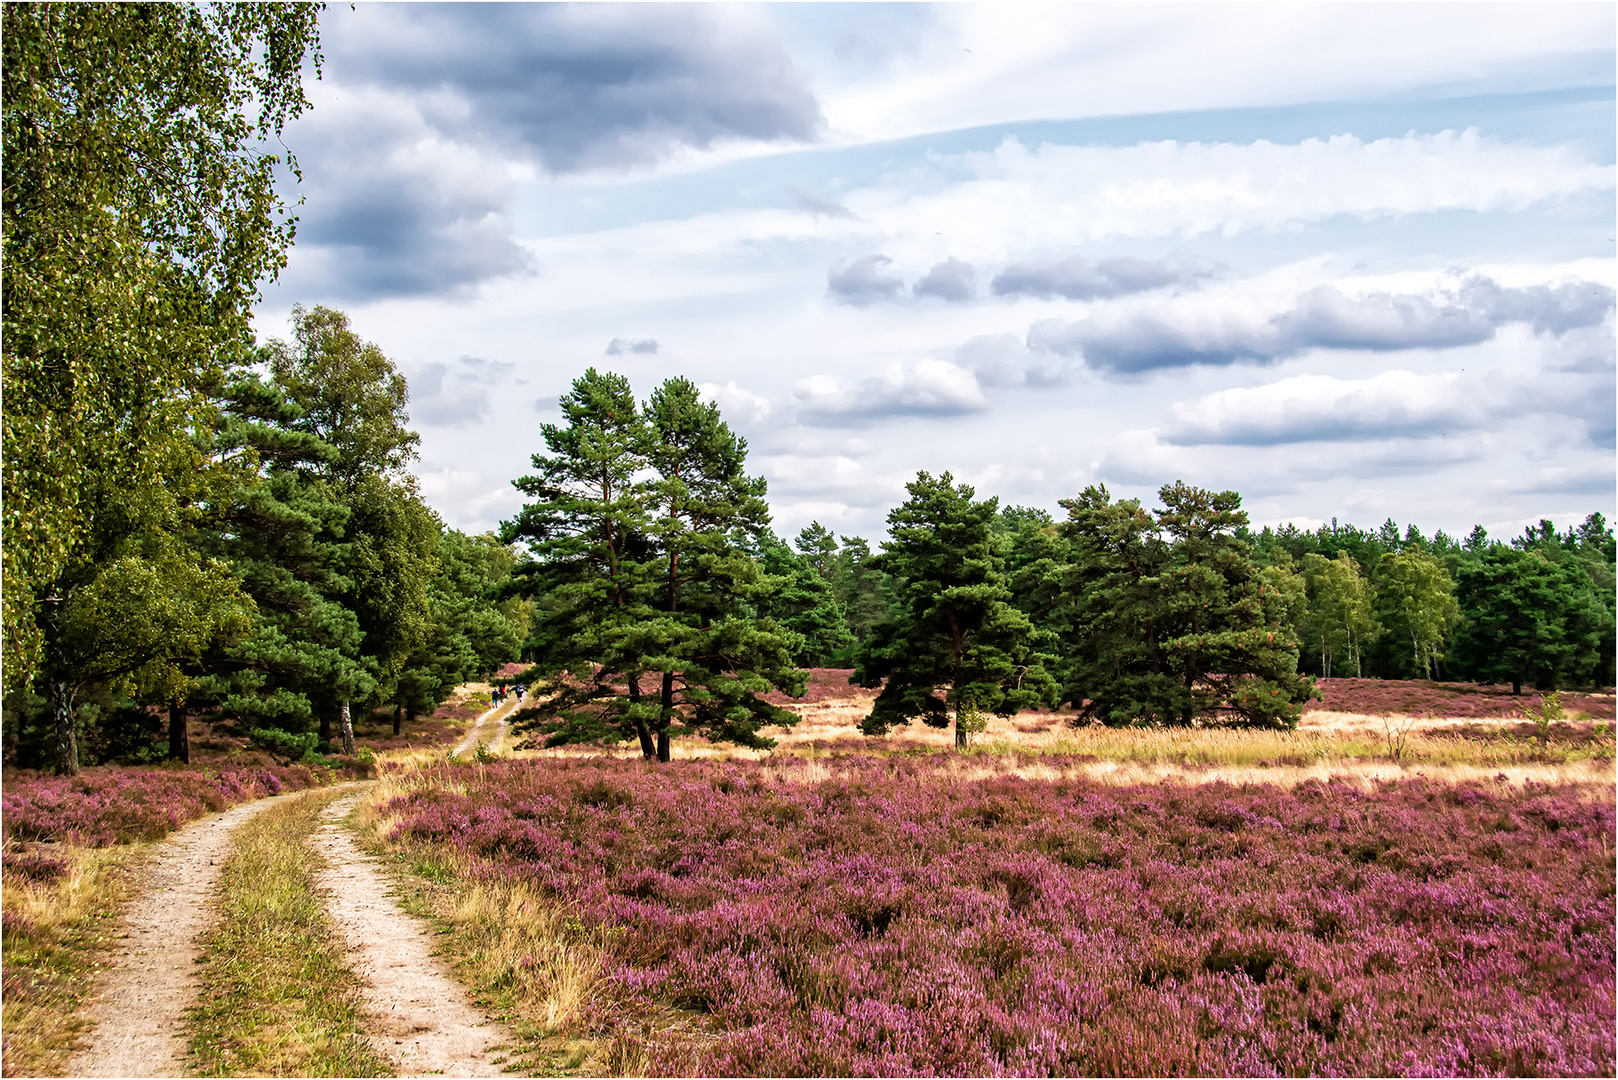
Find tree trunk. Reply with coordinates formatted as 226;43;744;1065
392;704;403;736
658;670;676;762
168;702;189;764
954;711;968;749
1512;678;1522;696
339;701;356;756
50;679;79;776
320;711;331;743
628;677;656;759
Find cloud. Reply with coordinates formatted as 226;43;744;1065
606;338;660;355
794;359;989;424
788;186;858;220
326;4;823;173
1161;371;1491;446
699;381;772;425
827;254;906;306
409;355;515;428
992;255;1214;300
1028;274;1615;374
280;89;534;301
914;257;977;302
955;333;1068;388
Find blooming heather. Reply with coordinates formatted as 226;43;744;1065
380;757;1615;1076
2;765;328;847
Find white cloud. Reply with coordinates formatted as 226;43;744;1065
793;359;989;424
1162;370;1492;446
699;381;773;424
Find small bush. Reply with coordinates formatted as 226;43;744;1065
248;728;320;763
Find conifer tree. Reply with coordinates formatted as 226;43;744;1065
1059;482;1314;728
853;472;1056;748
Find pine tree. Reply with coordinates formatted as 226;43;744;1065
1059;482;1314;728
1451;546;1609;693
853;472;1056;748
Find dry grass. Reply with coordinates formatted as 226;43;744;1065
352;767;610;1075
1;842;149;1077
187;789;390;1078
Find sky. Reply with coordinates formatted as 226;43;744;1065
258;2;1617;549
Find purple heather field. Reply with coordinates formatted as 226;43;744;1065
381;756;1616;1077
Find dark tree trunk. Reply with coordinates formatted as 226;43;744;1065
658;670;676;762
339;701;355;756
168;703;189;764
50;679;79;776
628;677;656;759
1512;678;1522;696
320;711;331;743
392;704;403;736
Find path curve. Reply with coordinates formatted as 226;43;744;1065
66;793;292;1078
453;694;519;758
309;793;516;1077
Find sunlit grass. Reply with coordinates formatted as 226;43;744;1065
350;784;608;1076
187;789;390;1078
1;842;148;1076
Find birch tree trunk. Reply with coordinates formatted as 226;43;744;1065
339;700;356;756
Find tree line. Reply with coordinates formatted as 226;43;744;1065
3;6;524;775
500;369;1616;757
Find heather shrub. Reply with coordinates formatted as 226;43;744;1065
376;757;1616;1076
1;764;330;846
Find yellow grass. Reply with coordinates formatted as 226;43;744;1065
351;778;610;1076
188;789;389;1078
1;843;149;1077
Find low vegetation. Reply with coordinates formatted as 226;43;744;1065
371;756;1615;1076
188;789;390;1078
0;842;147;1076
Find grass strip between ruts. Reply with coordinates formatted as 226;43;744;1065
187;787;392;1078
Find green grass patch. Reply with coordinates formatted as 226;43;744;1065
187;789;391;1077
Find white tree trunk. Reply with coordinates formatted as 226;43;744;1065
339;700;355;756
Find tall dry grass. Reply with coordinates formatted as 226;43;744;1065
352;763;610;1075
1;843;148;1076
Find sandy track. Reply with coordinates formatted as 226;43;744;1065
66;794;289;1078
453;694;518;758
310;793;516;1077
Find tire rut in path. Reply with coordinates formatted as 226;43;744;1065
310;792;516;1077
66;793;291;1079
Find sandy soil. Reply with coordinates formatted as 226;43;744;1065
310;793;517;1077
452;694;519;758
65;794;290;1079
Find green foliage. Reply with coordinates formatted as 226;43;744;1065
2;1;321;698
853;472;1057;748
1373;549;1461;679
1451;546;1610;693
248;727;319;763
754;533;855;666
1057;482;1315;729
505;371;804;759
1300;551;1377;678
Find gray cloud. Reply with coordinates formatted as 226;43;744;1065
284;4;822;301
327;4;822;174
410;355;515;428
955;333;1068;388
993;255;1215;300
914;257;977;303
828;254;905;306
788;186;858;220
606;338;660;355
1029;275;1616;374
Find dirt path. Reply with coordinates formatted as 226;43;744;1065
66;794;291;1078
453;693;519;758
309;793;516;1077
